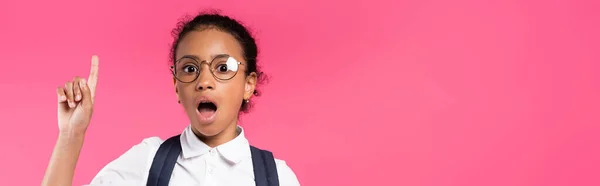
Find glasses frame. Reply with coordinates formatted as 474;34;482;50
170;54;245;83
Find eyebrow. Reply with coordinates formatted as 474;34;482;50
179;54;230;61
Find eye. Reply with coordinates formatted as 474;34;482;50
216;64;229;72
183;65;198;73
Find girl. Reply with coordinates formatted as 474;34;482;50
42;12;300;186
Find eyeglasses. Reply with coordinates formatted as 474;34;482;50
171;54;245;83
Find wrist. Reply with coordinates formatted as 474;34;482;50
58;130;86;141
58;124;88;136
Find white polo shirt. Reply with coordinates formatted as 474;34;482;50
86;125;300;186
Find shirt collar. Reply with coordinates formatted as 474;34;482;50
180;125;251;164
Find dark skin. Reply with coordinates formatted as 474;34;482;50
174;28;257;147
42;28;259;186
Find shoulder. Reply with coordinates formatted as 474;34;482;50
88;136;166;185
137;136;165;148
274;158;301;186
109;136;165;161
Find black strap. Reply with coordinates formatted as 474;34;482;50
146;135;279;186
251;146;280;186
146;135;181;186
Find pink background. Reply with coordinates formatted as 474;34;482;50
1;0;599;185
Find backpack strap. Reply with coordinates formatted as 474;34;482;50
145;135;279;186
250;146;280;186
146;135;182;186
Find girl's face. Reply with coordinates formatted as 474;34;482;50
174;28;257;137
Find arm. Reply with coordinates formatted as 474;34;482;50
41;55;99;186
41;132;85;186
276;160;301;186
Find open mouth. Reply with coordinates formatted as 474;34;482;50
197;100;217;120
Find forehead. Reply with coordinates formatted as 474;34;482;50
176;29;244;61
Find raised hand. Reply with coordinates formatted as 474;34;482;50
56;55;99;134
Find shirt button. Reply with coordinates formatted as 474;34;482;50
210;150;217;156
208;168;213;174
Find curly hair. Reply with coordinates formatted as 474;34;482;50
169;10;267;113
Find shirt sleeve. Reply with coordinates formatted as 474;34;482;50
275;159;301;186
85;137;163;186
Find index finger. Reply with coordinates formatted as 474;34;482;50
87;55;99;97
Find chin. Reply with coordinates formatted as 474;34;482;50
190;122;226;137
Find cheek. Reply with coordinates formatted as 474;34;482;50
177;84;196;100
220;78;246;101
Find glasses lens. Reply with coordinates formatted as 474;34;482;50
211;56;239;80
174;57;199;83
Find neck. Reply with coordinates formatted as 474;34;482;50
194;122;239;148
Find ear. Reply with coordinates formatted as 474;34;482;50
173;77;180;102
244;72;257;100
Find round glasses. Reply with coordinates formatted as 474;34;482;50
171;54;245;83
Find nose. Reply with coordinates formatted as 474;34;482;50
195;64;215;91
